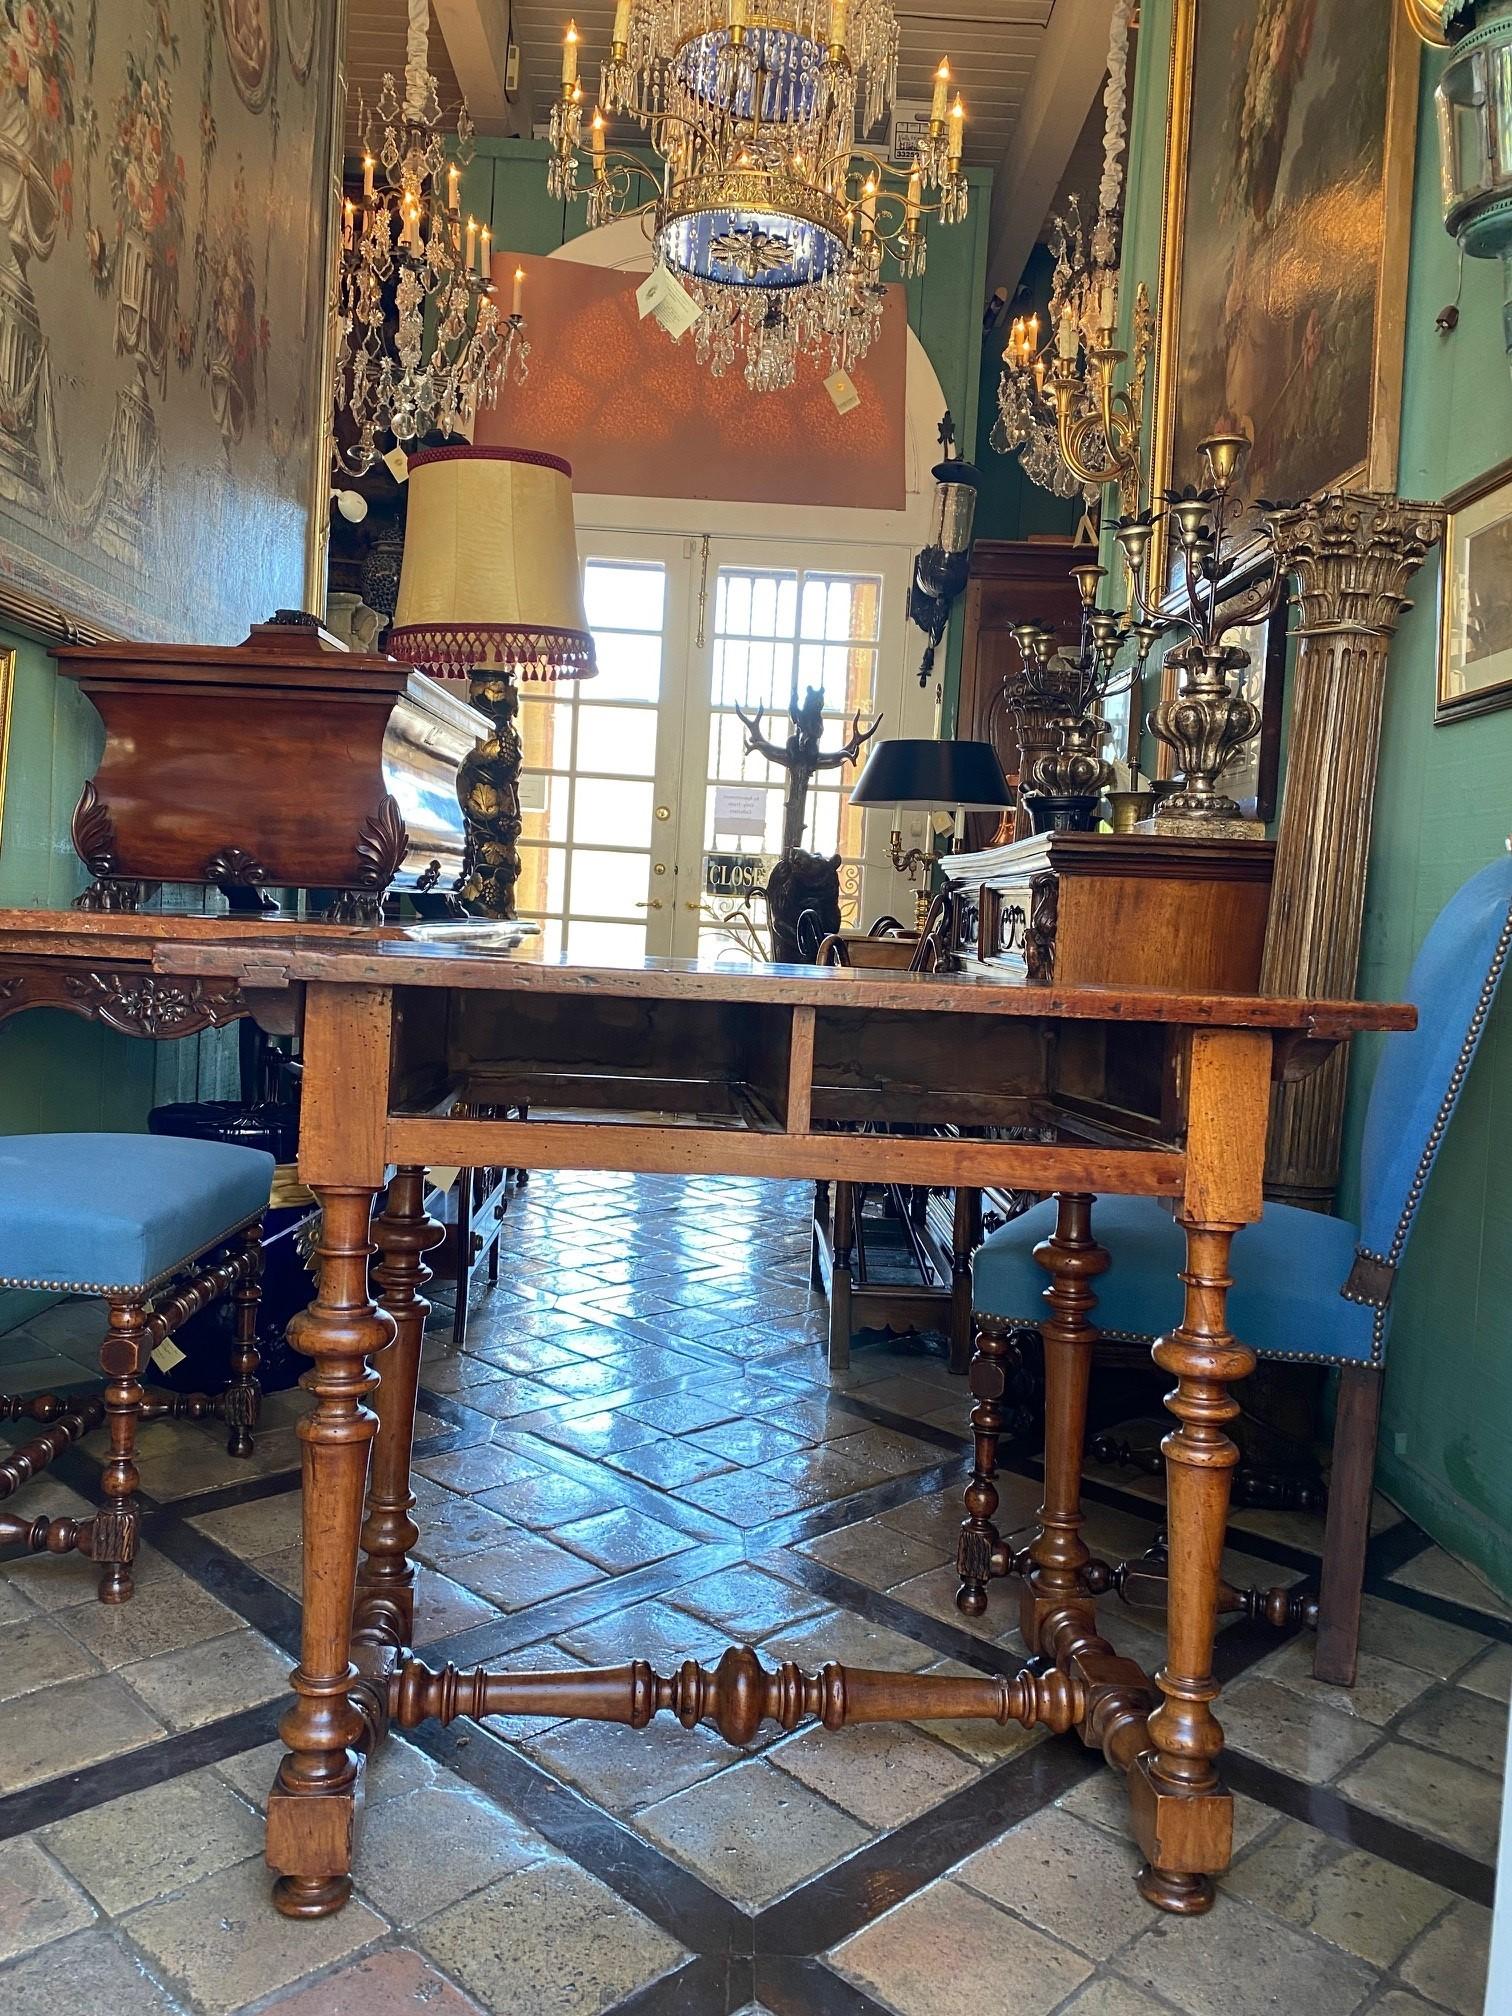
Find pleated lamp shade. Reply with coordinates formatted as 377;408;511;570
387;446;596;681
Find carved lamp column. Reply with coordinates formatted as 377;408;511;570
1258;491;1444;1205
388;446;595;918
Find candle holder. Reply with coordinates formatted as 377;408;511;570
1006;560;1163;835
1114;433;1286;839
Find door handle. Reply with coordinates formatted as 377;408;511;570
637;899;665;910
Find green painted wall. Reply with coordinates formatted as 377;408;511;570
0;625;235;1329
1119;9;1512;1594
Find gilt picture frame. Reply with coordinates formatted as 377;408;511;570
0;645;14;852
1437;456;1512;725
0;0;347;648
1150;0;1418;589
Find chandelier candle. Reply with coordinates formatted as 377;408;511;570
334;0;527;474
550;0;968;388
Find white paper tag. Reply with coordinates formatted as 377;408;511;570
383;445;410;484
517;770;548;814
150;1337;187;1373
712;784;768;838
636;266;702;341
426;1166;462;1195
824;369;861;414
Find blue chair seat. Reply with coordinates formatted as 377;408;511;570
0;1134;275;1295
973;1194;1376;1367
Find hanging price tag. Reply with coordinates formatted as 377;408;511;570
150;1337;187;1374
824;369;861;414
635;266;702;341
382;445;410;484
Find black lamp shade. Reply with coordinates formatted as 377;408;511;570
850;738;1012;810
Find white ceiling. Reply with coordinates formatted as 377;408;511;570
343;0;1113;287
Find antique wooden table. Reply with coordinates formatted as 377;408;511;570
0;915;1413;1922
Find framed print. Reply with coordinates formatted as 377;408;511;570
0;0;346;647
1438;457;1512;725
1151;0;1419;585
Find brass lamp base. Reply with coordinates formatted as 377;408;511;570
456;669;523;920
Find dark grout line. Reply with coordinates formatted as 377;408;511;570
776;1554;1043;1676
0;1699;284;1844
756;1955;898;2016
755;1739;1101;1955
615;1953;752;2016
409;1716;754;1955
752;1459;970;1551
1220;1750;1496;1907
1359;1570;1512;1647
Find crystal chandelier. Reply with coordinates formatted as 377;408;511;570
992;0;1151;511
333;0;529;476
546;0;969;390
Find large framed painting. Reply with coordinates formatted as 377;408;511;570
1437;457;1512;725
0;0;345;645
1152;0;1418;578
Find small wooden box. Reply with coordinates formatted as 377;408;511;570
941;830;1275;993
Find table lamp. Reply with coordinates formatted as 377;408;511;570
850;737;1011;922
388;445;596;918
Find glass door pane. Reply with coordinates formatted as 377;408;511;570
674;554;889;963
514;537;690;960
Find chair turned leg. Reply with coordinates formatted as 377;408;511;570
1314;1365;1383;1687
225;1220;265;1459
95;1298;148;1604
957;1321;1011;1616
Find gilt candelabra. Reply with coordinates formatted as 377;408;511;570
1006;561;1163;834
1113;434;1286;837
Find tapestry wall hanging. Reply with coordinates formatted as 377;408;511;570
0;0;341;642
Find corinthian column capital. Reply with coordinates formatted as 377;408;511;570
1261;490;1445;639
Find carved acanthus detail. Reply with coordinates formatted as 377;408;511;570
352;794;411;890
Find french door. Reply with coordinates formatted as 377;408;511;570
513;529;911;961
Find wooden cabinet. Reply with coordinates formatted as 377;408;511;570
955;539;1083;849
942;830;1276;994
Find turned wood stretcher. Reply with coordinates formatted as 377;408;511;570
0;912;1413;1921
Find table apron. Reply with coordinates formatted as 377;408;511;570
382;1116;1185;1194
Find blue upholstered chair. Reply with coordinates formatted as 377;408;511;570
0;1133;274;1602
965;853;1512;1685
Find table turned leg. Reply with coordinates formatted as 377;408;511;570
1131;1218;1255;1916
356;1168;445;1653
1021;1192;1107;1650
267;1186;393;1920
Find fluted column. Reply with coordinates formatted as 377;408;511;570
1258;492;1443;1207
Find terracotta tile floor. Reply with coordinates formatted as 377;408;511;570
0;1170;1503;2015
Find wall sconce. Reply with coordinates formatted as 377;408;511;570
1406;0;1512;360
909;413;981;688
